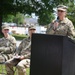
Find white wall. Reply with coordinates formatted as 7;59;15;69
9;26;47;35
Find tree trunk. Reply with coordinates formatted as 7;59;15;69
0;15;3;36
0;0;3;36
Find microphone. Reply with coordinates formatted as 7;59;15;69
53;17;59;30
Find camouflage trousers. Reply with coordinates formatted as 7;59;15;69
5;58;30;75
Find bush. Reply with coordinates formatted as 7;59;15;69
0;34;28;40
12;34;28;40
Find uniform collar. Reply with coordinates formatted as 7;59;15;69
60;17;68;23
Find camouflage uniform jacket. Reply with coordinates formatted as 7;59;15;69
0;34;16;62
46;17;75;37
18;37;31;59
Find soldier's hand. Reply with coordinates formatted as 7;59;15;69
53;22;59;30
19;55;25;60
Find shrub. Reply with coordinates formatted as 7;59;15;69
0;34;28;40
12;34;28;40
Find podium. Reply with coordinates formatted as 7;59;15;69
30;34;75;75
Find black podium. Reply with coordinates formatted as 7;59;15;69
30;34;75;75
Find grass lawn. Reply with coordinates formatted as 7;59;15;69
26;68;30;75
0;64;6;74
0;64;30;75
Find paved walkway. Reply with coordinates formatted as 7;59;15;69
16;40;21;47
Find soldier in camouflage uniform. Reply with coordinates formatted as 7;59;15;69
5;25;36;75
46;5;75;37
0;24;16;63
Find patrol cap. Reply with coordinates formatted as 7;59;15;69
28;25;36;30
1;24;10;30
57;5;68;11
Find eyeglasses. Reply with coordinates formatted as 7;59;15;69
4;29;9;31
58;10;65;12
29;29;36;31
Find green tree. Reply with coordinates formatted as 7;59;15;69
13;12;25;26
3;13;25;26
38;13;55;25
67;2;75;26
3;15;15;23
0;0;16;35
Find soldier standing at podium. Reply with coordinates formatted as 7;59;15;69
46;5;75;38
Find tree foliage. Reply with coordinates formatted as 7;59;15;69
0;0;69;25
67;2;75;26
3;12;25;26
13;12;25;26
0;0;71;34
3;15;14;23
